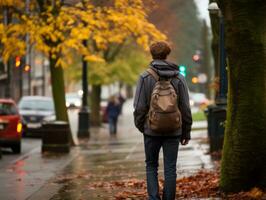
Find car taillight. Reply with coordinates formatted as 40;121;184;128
17;122;22;133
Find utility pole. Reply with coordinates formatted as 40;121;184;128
78;40;90;138
217;12;227;104
16;56;23;98
42;58;46;96
3;7;11;98
202;20;213;99
25;0;31;95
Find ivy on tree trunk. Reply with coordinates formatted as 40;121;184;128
218;0;266;192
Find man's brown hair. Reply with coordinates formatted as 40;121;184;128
149;41;171;60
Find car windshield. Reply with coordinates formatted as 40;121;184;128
0;102;18;115
66;94;80;99
66;94;81;102
66;96;79;101
19;99;54;111
191;93;206;101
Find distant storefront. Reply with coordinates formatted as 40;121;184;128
0;49;51;102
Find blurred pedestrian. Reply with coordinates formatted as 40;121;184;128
106;95;120;135
134;41;192;200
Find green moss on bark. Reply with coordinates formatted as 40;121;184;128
219;0;266;192
49;57;69;122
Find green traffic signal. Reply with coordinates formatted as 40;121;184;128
179;65;187;77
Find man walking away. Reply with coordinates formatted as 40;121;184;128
133;41;192;200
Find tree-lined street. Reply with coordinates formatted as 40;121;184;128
0;101;215;200
0;0;266;199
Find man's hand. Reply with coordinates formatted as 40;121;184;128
181;139;189;145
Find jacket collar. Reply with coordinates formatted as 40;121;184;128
150;60;179;78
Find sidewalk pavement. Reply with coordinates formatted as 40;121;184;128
0;100;214;200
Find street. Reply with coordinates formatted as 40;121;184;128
0;109;79;169
0;100;213;200
0;138;41;169
0;109;81;200
0;103;202;171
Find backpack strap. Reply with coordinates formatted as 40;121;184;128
147;68;160;81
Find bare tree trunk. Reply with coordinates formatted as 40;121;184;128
202;20;213;99
49;57;68;121
90;84;102;126
50;56;75;145
126;84;133;99
218;0;266;192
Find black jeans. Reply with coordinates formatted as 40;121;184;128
144;135;180;200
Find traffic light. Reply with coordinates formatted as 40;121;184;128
15;56;21;68
192;54;200;63
192;77;199;84
179;65;187;77
24;65;31;72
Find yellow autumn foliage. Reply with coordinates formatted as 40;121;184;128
0;23;26;62
1;0;166;81
0;0;23;7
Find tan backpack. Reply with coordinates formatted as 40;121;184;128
147;68;182;133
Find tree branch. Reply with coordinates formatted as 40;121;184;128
106;42;125;62
92;39;100;52
103;46;110;60
36;0;45;12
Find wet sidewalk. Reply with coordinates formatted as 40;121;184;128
28;100;214;200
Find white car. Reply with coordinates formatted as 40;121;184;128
189;92;210;108
66;93;82;108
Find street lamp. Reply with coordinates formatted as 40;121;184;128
78;40;90;138
3;7;11;98
208;2;220;14
25;0;31;96
208;2;227;104
206;2;228;152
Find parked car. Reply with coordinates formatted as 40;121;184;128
0;99;22;153
18;96;55;136
66;93;82;109
189;92;210;109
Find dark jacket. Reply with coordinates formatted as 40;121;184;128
106;102;120;119
133;60;192;139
